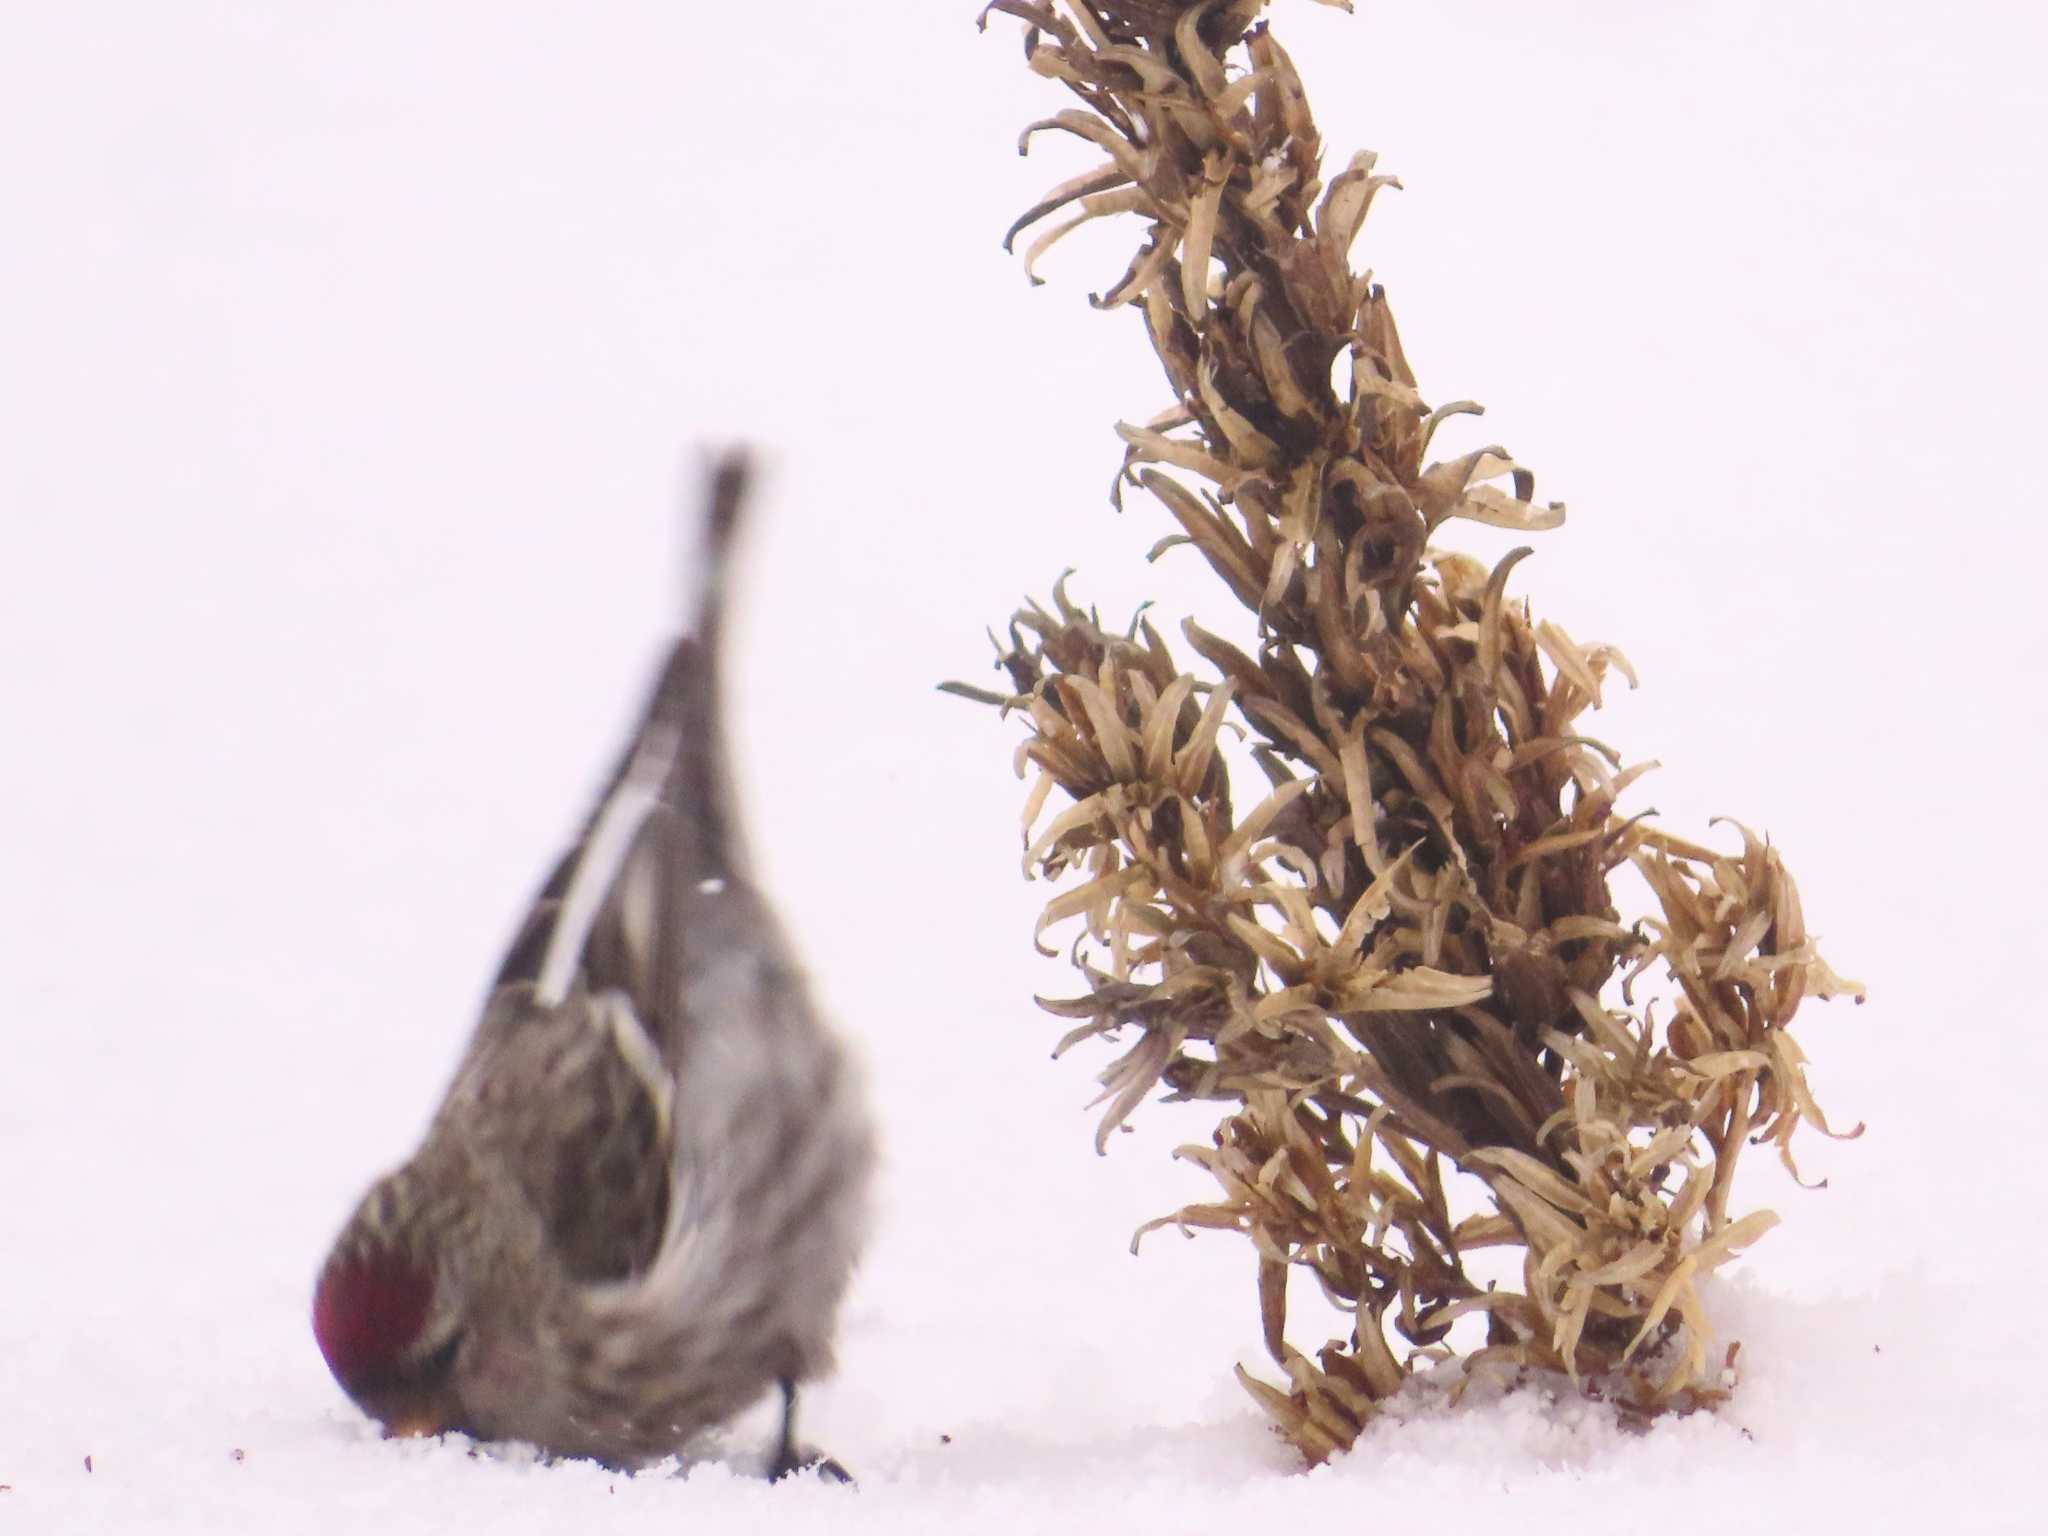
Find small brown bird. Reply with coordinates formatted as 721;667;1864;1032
312;455;872;1477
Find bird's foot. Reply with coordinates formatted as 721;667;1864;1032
769;1377;853;1484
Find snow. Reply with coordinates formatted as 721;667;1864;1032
4;2;2044;1531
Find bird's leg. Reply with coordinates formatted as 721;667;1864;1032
768;1377;852;1484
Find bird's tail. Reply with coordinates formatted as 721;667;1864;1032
500;453;756;1008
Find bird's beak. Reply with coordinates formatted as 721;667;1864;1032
360;1381;465;1442
381;1407;452;1440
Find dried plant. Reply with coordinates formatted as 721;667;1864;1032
953;0;1865;1462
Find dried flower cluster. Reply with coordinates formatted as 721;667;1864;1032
956;0;1864;1461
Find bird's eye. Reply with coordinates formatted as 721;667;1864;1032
410;1330;465;1387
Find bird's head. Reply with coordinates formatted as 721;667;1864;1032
313;1180;470;1439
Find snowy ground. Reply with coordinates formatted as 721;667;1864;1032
5;2;2045;1531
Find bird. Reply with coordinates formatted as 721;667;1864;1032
311;453;873;1478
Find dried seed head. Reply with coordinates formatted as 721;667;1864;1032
966;0;1860;1462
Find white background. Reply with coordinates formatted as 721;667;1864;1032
4;2;2043;1530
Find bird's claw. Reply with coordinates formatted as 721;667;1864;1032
769;1447;853;1484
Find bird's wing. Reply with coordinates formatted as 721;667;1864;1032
455;455;762;1286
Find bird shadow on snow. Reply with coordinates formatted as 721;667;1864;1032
314;1408;792;1488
